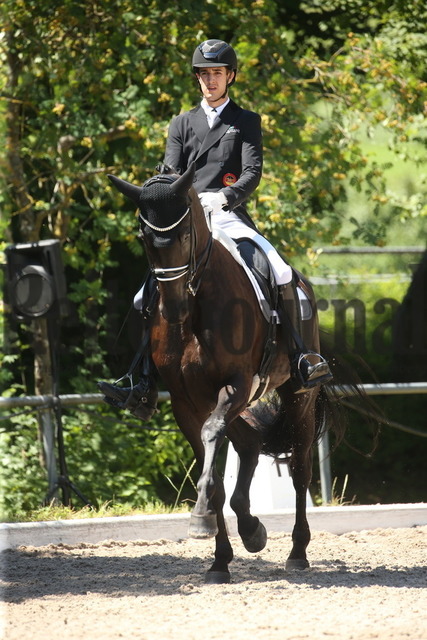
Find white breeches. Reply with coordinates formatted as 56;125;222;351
210;209;292;285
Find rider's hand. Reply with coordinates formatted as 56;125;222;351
199;191;229;215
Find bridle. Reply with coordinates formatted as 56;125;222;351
140;191;213;296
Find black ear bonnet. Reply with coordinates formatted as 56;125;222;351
138;175;189;247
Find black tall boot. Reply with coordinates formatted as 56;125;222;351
278;281;332;393
98;366;158;421
98;275;159;420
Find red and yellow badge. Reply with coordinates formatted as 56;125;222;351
222;172;237;187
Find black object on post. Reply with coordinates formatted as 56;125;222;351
5;239;68;319
4;239;92;508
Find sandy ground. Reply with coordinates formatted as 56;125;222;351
1;525;426;640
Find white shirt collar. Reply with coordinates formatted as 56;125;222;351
201;98;230;127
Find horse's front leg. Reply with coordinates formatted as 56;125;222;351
204;467;235;584
171;397;234;585
189;381;246;540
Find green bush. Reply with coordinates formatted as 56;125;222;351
0;400;196;520
315;273;405;378
0;413;47;517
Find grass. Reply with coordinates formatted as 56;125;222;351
312;475;356;507
1;500;192;524
164;458;197;510
329;475;355;506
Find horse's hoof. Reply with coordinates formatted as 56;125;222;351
241;519;267;553
188;513;218;539
285;558;310;571
205;570;231;584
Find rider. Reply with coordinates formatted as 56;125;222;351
99;39;332;419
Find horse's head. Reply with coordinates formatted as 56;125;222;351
108;163;208;324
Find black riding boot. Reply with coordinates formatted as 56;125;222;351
98;370;158;421
278;281;332;393
98;275;159;420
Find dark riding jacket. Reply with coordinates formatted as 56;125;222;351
164;99;262;229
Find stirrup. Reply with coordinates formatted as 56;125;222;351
97;376;158;421
290;351;333;394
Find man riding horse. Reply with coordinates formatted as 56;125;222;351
100;39;332;419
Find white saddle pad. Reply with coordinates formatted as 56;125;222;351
212;229;312;323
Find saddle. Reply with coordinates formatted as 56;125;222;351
235;238;277;310
235;238;313;322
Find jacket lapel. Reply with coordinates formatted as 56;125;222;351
195;100;242;161
190;105;210;144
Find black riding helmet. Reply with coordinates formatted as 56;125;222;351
192;39;237;87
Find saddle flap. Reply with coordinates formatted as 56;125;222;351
235;238;277;309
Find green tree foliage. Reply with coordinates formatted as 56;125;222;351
1;0;426;511
2;0;426;253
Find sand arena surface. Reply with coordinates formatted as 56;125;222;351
1;525;426;640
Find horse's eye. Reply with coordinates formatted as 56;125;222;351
181;229;191;243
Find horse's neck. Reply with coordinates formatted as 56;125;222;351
192;199;212;253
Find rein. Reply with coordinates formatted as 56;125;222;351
187;226;213;296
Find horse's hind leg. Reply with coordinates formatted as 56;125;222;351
280;386;317;570
286;445;312;570
227;417;267;553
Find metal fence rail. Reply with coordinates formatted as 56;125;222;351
1;383;426;506
0;391;170;410
316;246;425;254
2;382;427;411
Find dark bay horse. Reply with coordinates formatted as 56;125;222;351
108;163;345;583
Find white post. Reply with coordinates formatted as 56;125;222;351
223;444;313;514
318;428;332;504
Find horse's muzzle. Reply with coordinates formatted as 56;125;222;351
159;299;189;324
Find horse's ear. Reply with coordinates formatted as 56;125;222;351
107;174;142;205
169;162;195;198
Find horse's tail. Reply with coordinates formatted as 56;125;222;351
251;383;346;457
250;352;380;458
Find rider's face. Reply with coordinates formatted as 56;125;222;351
196;66;234;106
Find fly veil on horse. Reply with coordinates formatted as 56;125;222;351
103;163;344;583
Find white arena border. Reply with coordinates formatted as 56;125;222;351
1;503;426;551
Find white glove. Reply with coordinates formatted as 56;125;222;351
198;191;228;216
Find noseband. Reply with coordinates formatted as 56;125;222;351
140;207;192;283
